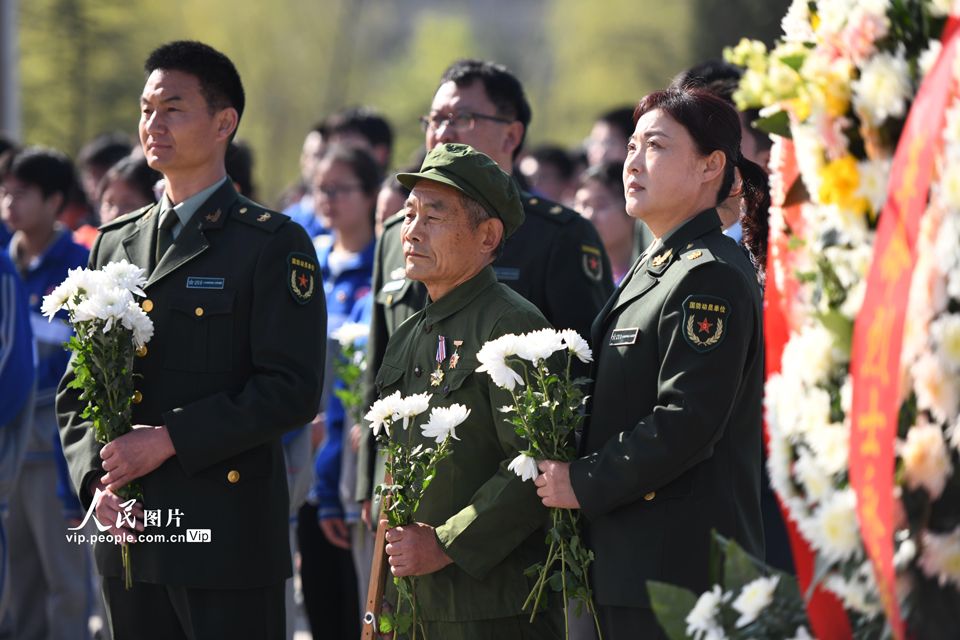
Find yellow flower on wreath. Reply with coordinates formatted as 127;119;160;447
818;155;870;215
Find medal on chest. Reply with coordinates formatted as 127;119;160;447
449;340;463;369
431;335;446;387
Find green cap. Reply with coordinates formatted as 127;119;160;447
396;143;525;238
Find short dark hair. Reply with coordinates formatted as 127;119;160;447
3;146;76;204
579;161;624;200
77;133;133;173
325;107;394;154
144;41;245;126
439;59;532;159
595;107;636;141
0;134;16;160
529;145;576;182
98;155;160;204
226;141;256;198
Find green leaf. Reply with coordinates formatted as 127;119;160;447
754;110;792;138
778;52;806;72
378;612;394;633
647;580;699;640
815;310;854;355
723;537;762;592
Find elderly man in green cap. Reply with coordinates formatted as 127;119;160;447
376;143;562;639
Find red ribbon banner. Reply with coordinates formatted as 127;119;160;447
849;16;960;640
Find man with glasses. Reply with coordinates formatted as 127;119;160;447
357;58;614;534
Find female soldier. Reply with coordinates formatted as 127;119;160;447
535;87;768;639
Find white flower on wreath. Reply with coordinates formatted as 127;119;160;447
507;454;539;483
824;569;882;618
900;421;952;499
420;404;469;443
781;324;838;386
685;584;727;640
781;0;815;43
912;352;960;425
732;575;780;628
476;334;524;391
918;526;960;589
807;422;850;477
801;488;861;563
852;46;912;125
930;0;956;18
919;39;944;80
856;157;891;215
931;313;960;372
794;450;833;502
938;158;960;212
788;626;815;640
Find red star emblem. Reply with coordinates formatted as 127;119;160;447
297;272;309;288
697;317;713;334
589;256;599;270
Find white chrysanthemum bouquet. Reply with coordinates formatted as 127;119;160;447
475;328;600;638
365;391;470;639
331;321;370;426
42;259;154;588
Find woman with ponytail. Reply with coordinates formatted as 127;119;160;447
533;87;767;639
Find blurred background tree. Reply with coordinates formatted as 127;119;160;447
11;0;789;204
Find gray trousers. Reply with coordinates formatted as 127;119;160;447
1;457;93;640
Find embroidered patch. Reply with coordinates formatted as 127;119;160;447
186;277;225;290
288;252;318;304
582;245;603;281
682;295;730;353
609;327;639;346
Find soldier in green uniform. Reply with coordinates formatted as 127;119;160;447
375;143;562;639
56;41;324;639
534;88;769;639
357;58;614;522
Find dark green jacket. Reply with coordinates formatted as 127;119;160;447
357;191;614;501
56;181;325;588
376;266;554;622
570;209;765;608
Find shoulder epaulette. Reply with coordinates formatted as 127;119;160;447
99;204;154;232
522;194;577;224
231;198;288;233
679;242;717;270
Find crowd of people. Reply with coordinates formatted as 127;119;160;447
0;38;787;640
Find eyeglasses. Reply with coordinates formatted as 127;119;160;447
419;111;513;133
314;184;362;200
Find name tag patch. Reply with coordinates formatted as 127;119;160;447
493;266;520;282
609;327;639;346
186;277;225;290
381;279;406;293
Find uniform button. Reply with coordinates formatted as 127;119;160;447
424;324;432;333
135;345;148;358
227;470;240;484
442;384;450;393
386;294;394;305
142;299;154;312
195;307;204;317
414;366;422;377
132;390;143;404
643;491;656;501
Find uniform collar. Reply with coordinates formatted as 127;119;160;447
423;265;498;326
160;176;229;230
644;208;722;276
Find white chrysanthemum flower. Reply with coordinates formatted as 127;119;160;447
802;489;861;563
840;375;854;416
807;422;850;476
559;329;593;364
365;391;402;437
507;454;539;482
817;0;856;37
931;313;960;371
930;0;955;18
919;39;944;80
900;422;952;499
90;286;135;331
856;158;891;214
894;537;917;570
732;575;780;628
41;280;73;319
912;352;960;425
852;46;912;125
515;328;565;364
476;334;525;391
781;0;814;42
796;387;833;437
781;324;838;386
331;321;369;347
685;584;727;639
824;572;882;617
766;427;795;500
792;124;826;196
938;160;960;211
120;301;154;347
789;626;815;640
102;260;147;296
795;451;833;501
919;527;960;589
420;404;469;443
398;392;431;429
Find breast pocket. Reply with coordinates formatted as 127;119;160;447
163;291;235;373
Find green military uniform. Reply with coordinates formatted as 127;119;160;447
569;208;765;639
356;181;615;506
56;181;325;637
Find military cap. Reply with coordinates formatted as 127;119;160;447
397;143;525;238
